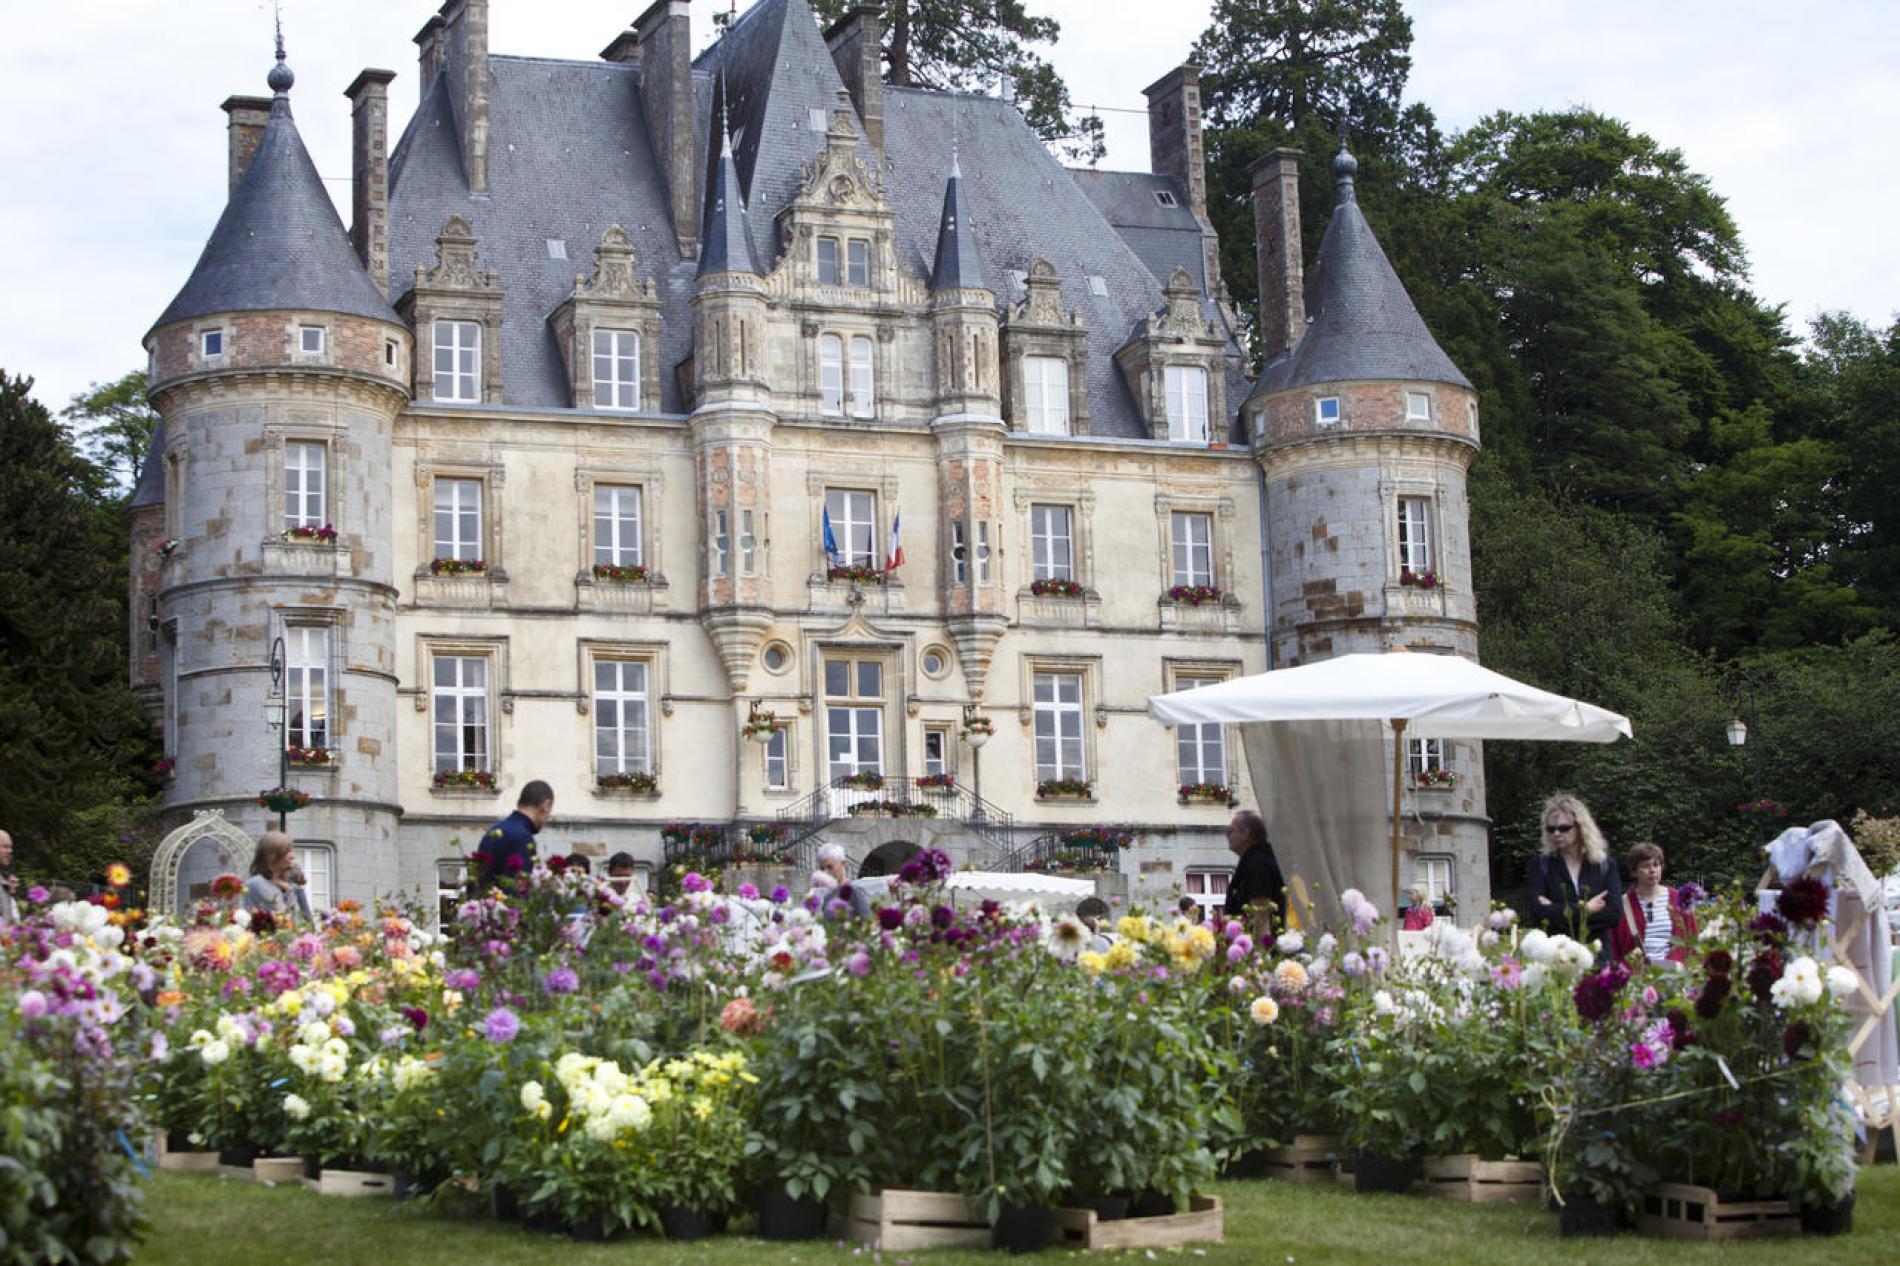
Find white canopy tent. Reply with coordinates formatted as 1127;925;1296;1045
1149;650;1632;932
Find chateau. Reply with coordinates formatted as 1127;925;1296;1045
130;0;1487;914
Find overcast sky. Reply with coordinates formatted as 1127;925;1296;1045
5;1;1894;415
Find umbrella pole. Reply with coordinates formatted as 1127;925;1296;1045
1390;718;1406;942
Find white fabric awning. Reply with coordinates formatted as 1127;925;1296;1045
944;871;1097;897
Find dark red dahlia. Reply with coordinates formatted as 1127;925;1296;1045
1782;1021;1813;1060
1695;974;1731;1019
1748;912;1788;942
876;906;905;932
1664;1009;1697;1049
1703;949;1733;977
1573;976;1614;1024
1776;875;1830;928
1713;1107;1743;1128
401;1006;430;1032
547;855;570;875
1746;951;1783;1003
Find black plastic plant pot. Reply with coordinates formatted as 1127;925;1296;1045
1799;1191;1855;1236
302;1155;322;1182
566;1214;624;1242
1129;1189;1177;1218
756;1188;828;1241
1073;1194;1131;1222
217;1145;258;1168
1351;1151;1419;1194
992;1205;1057;1254
658;1205;715;1241
1558;1196;1619;1238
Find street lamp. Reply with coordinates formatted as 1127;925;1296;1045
266;635;289;831
1722;671;1766;854
961;704;990;821
1725;717;1748;748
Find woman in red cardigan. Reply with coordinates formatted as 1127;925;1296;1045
1610;841;1697;966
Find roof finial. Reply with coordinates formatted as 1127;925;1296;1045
267;1;295;95
719;72;732;157
1333;118;1357;199
950;135;961;180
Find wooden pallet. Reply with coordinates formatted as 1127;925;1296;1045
1415;1155;1545;1203
1261;1135;1342;1185
847;1189;990;1251
1056;1195;1223;1250
155;1137;218;1173
1637;1182;1799;1240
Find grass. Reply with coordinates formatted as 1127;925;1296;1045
132;1166;1897;1265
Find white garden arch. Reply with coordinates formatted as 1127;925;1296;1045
149;809;255;918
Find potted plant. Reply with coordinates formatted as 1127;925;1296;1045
432;768;497;791
742;706;780;743
827;562;884;585
1178;782;1237;806
430;557;486;576
283;523;337;543
592;561;648;583
1029;577;1084;598
917;772;956;791
1399;568;1439;589
1413;768;1456;790
1165;584;1223;606
840;771;885;791
285;744;334;767
959;713;994;745
1036;778;1092;800
596;770;659;794
257;786;311;814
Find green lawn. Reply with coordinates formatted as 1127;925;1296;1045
133;1167;1896;1265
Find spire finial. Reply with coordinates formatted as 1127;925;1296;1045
1332;119;1357;199
719;72;732;157
267;1;295;95
950;135;961;180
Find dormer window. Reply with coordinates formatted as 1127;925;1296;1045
201;330;224;358
817;237;840;285
1406;391;1432;422
592;328;640;411
846;239;870;287
433;320;481;402
299;326;325;355
1316;396;1341;426
1153;189;1178;208
1164;366;1208;442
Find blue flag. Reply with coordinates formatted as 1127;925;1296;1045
822;505;840;565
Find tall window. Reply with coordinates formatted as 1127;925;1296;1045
592;328;639;410
848;336;875;418
922;727;950;778
975;521;992;584
285;442;326;532
1418;855;1454;905
1023;356;1070;434
817;237;841;285
1030;505;1074;581
292;846;333;912
593;485;641;568
1174;676;1225;787
431;655;488;773
825;489;876;568
432;320;480;402
1397;497;1433;573
1170;511;1213;586
950;521;968;585
1164;365;1208;442
593;659;650;777
1407;738;1447;777
285;626;328;751
433;478;483;561
846;239;870;287
819;335;845;414
824;657;884;782
763;728;789;790
1032;671;1085;782
740;510;758;574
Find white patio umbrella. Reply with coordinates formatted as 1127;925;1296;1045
1149;650;1632;930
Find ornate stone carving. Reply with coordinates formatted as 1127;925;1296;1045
418;215;499;293
571;225;655;302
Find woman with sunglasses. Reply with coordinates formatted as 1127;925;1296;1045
1524;794;1620;952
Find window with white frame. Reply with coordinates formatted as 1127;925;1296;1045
1407;738;1447;776
593;659;650;777
1316;395;1341;426
1032;671;1086;782
593;485;641;568
848;336;874;418
1029;504;1074;581
740;510;758;574
201;329;224;358
922;727;951;778
819;334;845;414
1023;356;1070;434
975;521;992;584
1174;676;1226;787
292;845;333;912
299;326;325;355
433;478;483;562
592;328;640;410
432;320;481;402
1164;365;1209;442
1397;497;1433;574
846;239;870;287
284;442;326;532
824;656;885;782
285;625;329;751
824;489;876;568
431;654;489;773
1170;511;1213;587
817;236;841;285
1406;391;1432;422
763;727;789;790
1417;855;1454;906
1184;868;1230;909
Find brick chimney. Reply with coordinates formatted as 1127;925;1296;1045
413;14;446;93
346;69;397;297
636;0;696;258
1250;148;1306;364
221;95;272;195
1142;65;1222;298
825;3;885;163
599;28;641;65
437;0;490;195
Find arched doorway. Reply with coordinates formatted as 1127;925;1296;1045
857;839;921;878
149;810;256;919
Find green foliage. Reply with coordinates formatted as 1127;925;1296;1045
61;370;159;492
1195;0;1414;136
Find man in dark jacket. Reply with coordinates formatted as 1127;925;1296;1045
1223;809;1285;936
476;781;555;887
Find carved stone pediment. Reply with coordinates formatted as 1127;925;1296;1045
418;214;499;294
1007;258;1082;330
571;225;656;303
1150;266;1217;341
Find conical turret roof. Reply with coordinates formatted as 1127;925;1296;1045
928;143;987;292
1249;145;1468;400
151;49;396;334
697;90;760;278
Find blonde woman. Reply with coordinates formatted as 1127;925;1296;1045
1524;794;1621;947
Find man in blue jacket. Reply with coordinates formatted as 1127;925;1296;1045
476;780;555;887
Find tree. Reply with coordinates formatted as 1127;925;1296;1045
62;369;158;493
1193;0;1412;135
1804;314;1900;627
0;370;157;889
807;1;1101;159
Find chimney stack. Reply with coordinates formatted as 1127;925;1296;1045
1143;64;1223;298
220;95;272;195
1250;148;1306;364
413;14;446;93
347;69;397;297
635;0;697;258
825;3;885;163
599;29;641;65
434;0;490;195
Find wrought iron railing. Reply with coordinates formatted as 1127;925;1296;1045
769;775;1018;871
994;828;1135;874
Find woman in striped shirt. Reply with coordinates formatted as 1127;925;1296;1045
1610;841;1697;967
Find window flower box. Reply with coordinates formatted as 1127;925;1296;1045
747;823;787;847
1030;577;1085;598
1399;568;1439;589
1166;584;1223;607
840;771;885;791
432;768;497;791
1060;826;1133;850
845;800;938;818
596;771;658;794
283;523;337;544
1179;782;1237;806
827;563;885;585
917;773;956;791
257;786;311;814
285;745;335;767
661;823;724;849
1037;778;1093;800
1413;770;1456;790
592;562;649;583
430;557;487;576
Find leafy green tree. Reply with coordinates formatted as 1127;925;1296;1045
0;370;157;889
1804;314;1900;626
806;1;1101;159
1194;0;1412;134
61;369;158;492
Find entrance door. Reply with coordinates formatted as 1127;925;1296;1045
825;655;885;816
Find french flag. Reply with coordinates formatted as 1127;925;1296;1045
884;513;905;572
822;505;840;565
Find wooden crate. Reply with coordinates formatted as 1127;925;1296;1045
155;1137;218;1173
1056;1194;1223;1250
847;1189;991;1251
1637;1182;1799;1240
1415;1155;1545;1203
312;1168;394;1198
252;1157;305;1184
1261;1135;1342;1185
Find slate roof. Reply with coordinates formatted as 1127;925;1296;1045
153;85;396;334
1249;151;1470;400
130;421;166;508
1069;169;1207;293
928;151;987;291
698;94;761;277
